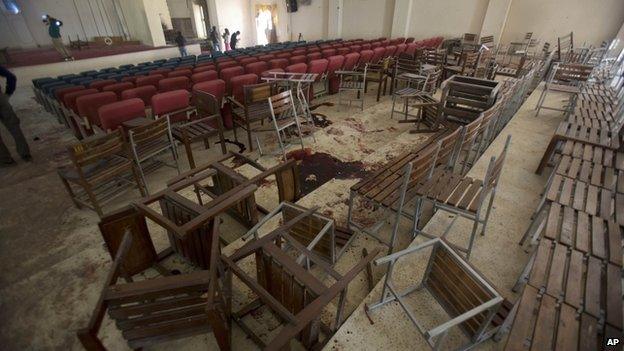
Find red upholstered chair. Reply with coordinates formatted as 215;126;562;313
194;65;216;73
191;70;218;84
327;55;346;94
55;86;84;104
238;57;258;66
192;79;228;128
269;58;289;70
395;44;407;57
149;68;171;76
89;79;116;91
219;66;245;95
405;43;417;57
383;45;397;58
168;69;192;78
289;55;307;65
98;98;146;131
196;61;216;68
358;50;374;68
349;45;362;53
285;63;307;74
370;42;381;50
361;43;371;50
322;48;336;58
245;61;269;76
337;47;350;56
216;56;233;63
371;47;386;63
292;49;306;56
306;52;322;63
76;92;118;129
343;52;360;71
275;52;291;60
307;59;329;99
405;37;415;44
64;88;98;113
151;90;192;123
258;54;274;61
217;61;238;71
103;82;134;98
121;86;157;107
136;74;164;88
121;76;138;84
158;77;190;92
230;74;259;104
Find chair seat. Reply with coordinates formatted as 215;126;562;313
58;155;131;183
415;169;484;213
173;121;218;142
340;81;364;90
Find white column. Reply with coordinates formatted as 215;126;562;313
480;0;514;44
390;0;412;38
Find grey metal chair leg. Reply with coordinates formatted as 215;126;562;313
466;212;481;260
480;191;496;236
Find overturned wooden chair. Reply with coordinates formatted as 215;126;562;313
223;207;380;350
57;129;146;216
368;238;508;350
77;228;232;350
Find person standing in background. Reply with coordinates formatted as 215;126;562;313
230;31;240;50
0;66;31;166
174;31;187;57
210;26;221;52
43;15;73;61
222;28;230;51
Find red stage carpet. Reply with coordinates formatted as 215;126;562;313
5;44;171;68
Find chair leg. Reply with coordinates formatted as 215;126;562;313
246;123;254;152
131;163;148;197
276;129;287;161
347;190;355;228
411;197;424;239
59;176;81;209
466;212;481;260
255;134;263;156
183;140;195;169
83;183;103;217
480;191;496;236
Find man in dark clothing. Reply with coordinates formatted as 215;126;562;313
43;15;72;61
209;26;220;52
0;66;31;166
174;31;187;57
230;31;240;50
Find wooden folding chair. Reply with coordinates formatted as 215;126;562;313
173;90;227;169
368;238;507;350
128;117;180;194
77;227;232;350
251;89;306;160
412;135;512;259
336;66;367;110
391;67;443;133
230;82;276;151
57;129;146;216
223;208;380;350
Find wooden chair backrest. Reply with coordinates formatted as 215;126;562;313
159;193;217;269
99;206;158;276
424;67;443;93
425;243;496;338
194;90;220;117
484;135;511;191
558;32;574;60
462;33;478;44
437;126;463;169
553;63;593;83
69;128;126;168
244;82;275;105
394;58;421;77
408;142;440;185
524;32;533;42
129;116;170;148
480;35;494;46
460;114;483;152
478;101;502;139
461;51;481;73
424;49;447;66
269;90;296;117
274;159;302;203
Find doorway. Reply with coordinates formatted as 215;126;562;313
255;4;278;46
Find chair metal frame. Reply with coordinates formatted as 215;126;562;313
411;135;512;259
367;238;504;351
128;116;180;194
336;66;367;111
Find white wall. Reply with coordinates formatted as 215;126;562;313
406;0;489;40
289;0;328;41
480;0;513;43
500;0;624;47
341;0;394;40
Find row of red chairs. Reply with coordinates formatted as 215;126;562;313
51;36;444;137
